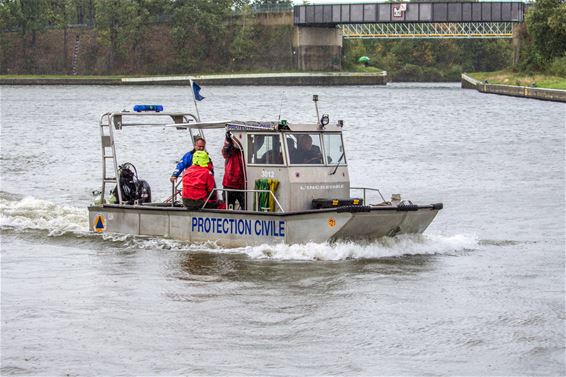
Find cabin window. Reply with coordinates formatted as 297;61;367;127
323;133;346;165
286;133;324;165
247;134;284;165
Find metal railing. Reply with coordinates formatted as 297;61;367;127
203;188;285;213
350;187;386;204
341;22;514;39
166;184;284;213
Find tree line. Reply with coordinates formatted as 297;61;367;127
343;0;566;81
521;0;566;76
0;0;564;78
0;0;292;73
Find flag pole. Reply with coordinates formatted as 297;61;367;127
189;78;201;122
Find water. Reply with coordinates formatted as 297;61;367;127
1;84;564;375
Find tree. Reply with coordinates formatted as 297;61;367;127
170;0;232;71
0;0;54;71
95;0;145;71
252;0;292;5
229;4;256;67
526;0;566;63
124;0;169;71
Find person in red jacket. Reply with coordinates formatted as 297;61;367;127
222;131;246;210
182;151;216;210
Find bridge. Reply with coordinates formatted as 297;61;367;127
290;2;526;70
294;2;524;38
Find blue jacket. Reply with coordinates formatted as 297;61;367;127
171;150;194;178
172;150;214;177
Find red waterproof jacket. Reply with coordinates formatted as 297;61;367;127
222;141;245;189
182;165;216;201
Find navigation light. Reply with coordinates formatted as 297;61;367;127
133;105;164;112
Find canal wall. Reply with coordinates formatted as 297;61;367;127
0;72;387;86
461;74;566;103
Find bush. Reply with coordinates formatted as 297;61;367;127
548;54;566;77
422;67;444;81
446;64;463;81
395;64;423;81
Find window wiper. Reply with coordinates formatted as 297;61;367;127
329;152;345;175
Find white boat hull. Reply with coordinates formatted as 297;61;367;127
88;204;441;247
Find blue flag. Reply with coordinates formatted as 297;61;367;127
192;81;205;101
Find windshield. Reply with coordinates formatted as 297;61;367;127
247;134;284;165
286;133;324;165
323;133;346;165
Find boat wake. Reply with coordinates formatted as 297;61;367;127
1;193;479;260
0;192;89;236
234;233;480;261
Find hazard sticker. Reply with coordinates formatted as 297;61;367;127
94;214;106;233
327;217;336;228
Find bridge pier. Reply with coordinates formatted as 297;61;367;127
293;27;342;71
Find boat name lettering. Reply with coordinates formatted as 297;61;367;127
191;217;285;237
299;184;344;190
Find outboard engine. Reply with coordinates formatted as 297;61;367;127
111;163;151;204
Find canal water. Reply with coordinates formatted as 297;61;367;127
1;84;564;376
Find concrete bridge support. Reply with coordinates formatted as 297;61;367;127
292;27;342;71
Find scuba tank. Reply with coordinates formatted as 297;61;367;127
111;163;152;204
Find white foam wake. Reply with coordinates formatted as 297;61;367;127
0;193;89;236
227;233;480;261
95;233;479;261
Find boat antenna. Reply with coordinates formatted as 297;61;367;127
313;94;320;127
278;90;286;121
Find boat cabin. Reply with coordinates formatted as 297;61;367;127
98;109;354;214
221;120;349;212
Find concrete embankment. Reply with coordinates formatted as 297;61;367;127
0;72;387;86
461;74;566;103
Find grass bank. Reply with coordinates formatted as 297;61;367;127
0;74;123;79
468;70;566;90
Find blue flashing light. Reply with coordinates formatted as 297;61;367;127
133;104;164;112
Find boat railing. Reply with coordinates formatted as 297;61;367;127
203;188;285;213
165;183;284;212
350;187;386;205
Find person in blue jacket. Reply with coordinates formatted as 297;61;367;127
170;137;213;183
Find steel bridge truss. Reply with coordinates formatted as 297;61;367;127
340;22;513;39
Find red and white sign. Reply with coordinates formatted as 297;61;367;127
393;3;407;19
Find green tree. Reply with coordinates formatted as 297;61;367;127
95;0;160;72
170;0;232;71
45;0;75;72
526;0;566;63
0;1;19;32
229;4;257;67
124;0;169;71
252;0;292;5
0;0;54;71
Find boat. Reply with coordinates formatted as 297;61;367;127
88;95;442;246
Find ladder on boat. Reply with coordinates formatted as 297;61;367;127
99;113;121;203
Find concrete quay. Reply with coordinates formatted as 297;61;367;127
461;74;566;103
0;72;387;86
